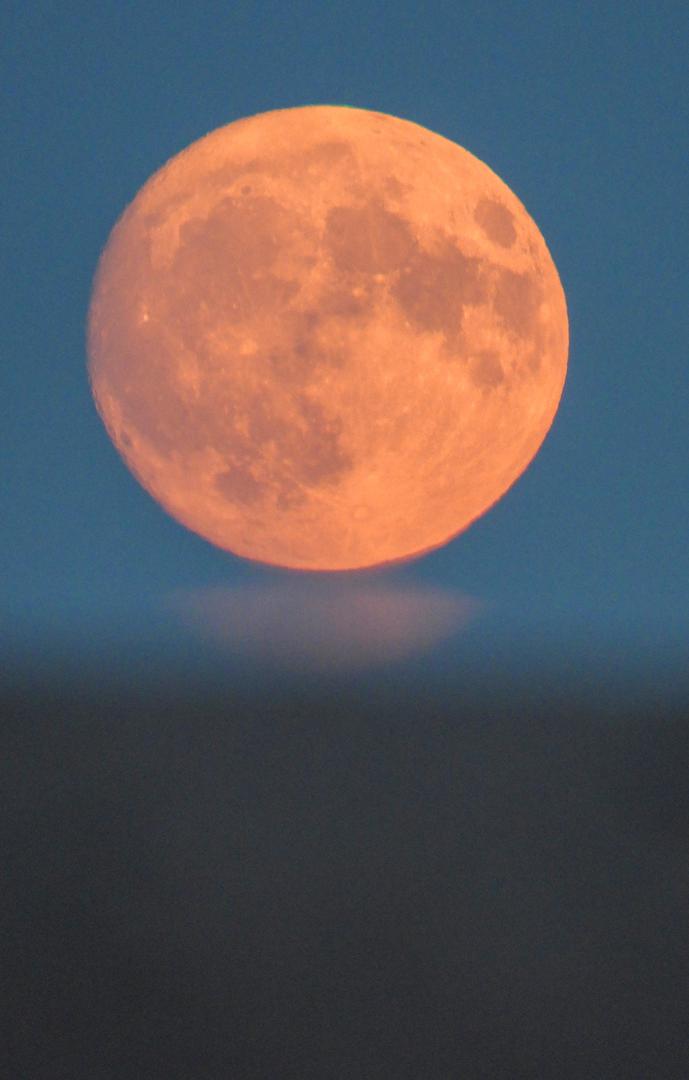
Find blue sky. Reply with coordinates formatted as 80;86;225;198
4;2;688;685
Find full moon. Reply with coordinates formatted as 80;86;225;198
88;106;568;571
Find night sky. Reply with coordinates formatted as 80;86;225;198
4;4;689;1077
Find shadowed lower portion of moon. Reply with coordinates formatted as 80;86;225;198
88;106;568;570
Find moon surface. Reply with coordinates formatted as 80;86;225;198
87;106;568;570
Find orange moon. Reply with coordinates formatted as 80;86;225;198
87;106;568;571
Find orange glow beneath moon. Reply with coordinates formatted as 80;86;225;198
87;106;568;571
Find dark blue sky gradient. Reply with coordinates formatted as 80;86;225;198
4;2;688;683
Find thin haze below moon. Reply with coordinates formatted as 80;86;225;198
87;106;568;571
169;579;479;671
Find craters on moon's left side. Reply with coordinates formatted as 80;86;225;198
170;194;307;326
